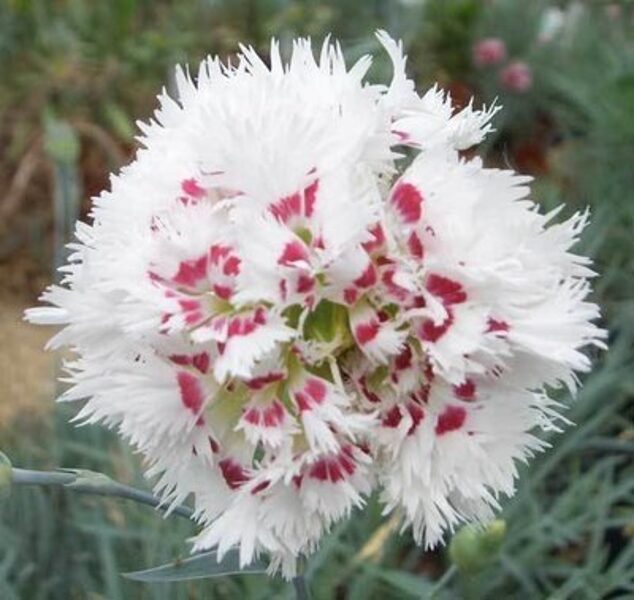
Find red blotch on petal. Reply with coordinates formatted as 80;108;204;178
353;263;377;289
213;284;232;300
262;401;286;427
453;379;476;401
407;231;424;259
487;318;510;334
177;371;204;414
296;274;316;294
219;458;249;489
344;288;358;305
254;307;267;325
362;223;386;254
407;402;425;435
304;179;319;217
382;405;403;428
419;311;454;342
243;407;261;425
307;448;356;483
381;268;410;303
209;244;231;265
181;178;206;199
192;352;210;374
251;480;271;495
435;405;467;435
394;345;413;371
170;354;190;366
227;308;267;338
426;274;467;305
223;256;241;276
246;371;285;390
179;298;201;313
270;192;302;223
184;311;203;325
391;182;423;224
173;255;208;287
355;320;380;345
278;240;309;266
295;378;327;411
359;375;381;404
305;378;326;403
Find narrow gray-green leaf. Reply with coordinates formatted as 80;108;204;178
366;565;435;597
123;550;267;582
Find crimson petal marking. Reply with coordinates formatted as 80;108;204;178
181;178;206;199
394;345;413;371
453;379;476;401
278;240;309;266
382;405;403;428
343;288;359;305
213;284;232;300
362;223;386;254
173;255;208;287
391;182;423;224
407;402;425;435
192;352;210;374
226;307;267;338
358;375;381;404
426;274;467;305
296;274;316;294
218;458;249;489
407;231;424;259
304;179;319;217
243;400;286;428
435;405;467;435
246;371;286;390
307;446;356;483
270;178;320;223
419;310;454;342
487;317;510;334
355;320;380;345
353;263;377;289
270;192;301;223
177;371;205;415
294;377;327;411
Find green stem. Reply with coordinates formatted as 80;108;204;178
10;466;194;520
292;574;311;600
428;564;458;598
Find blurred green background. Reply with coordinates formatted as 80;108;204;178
1;1;633;598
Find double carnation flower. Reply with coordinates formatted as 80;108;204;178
27;32;604;578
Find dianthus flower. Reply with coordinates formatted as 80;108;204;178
27;32;604;578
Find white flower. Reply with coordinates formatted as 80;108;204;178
26;32;605;578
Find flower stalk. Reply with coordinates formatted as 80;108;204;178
1;451;193;519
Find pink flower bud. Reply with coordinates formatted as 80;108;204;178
499;61;533;93
472;38;507;68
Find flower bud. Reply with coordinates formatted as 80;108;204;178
472;38;507;68
499;61;533;93
449;519;507;574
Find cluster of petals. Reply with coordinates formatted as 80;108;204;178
27;32;604;578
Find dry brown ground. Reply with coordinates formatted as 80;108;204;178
0;255;55;427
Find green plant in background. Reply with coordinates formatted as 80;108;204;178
1;1;633;599
409;0;483;83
